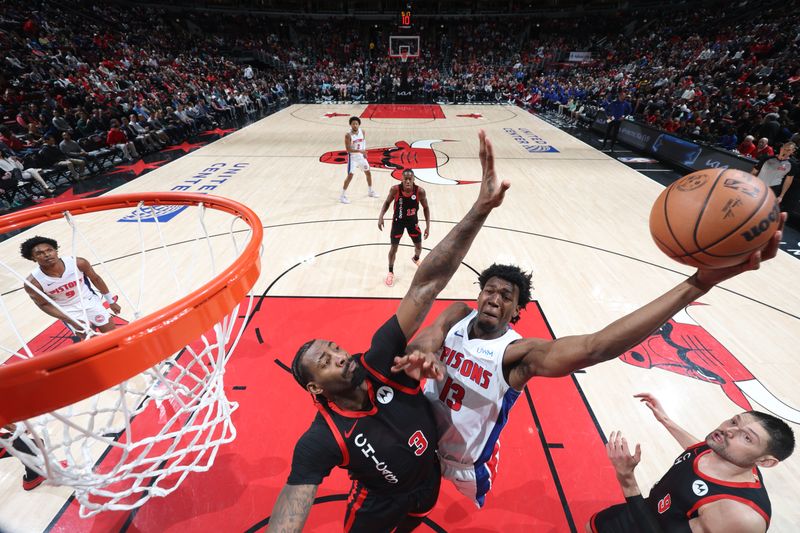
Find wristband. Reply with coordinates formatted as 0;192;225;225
103;293;116;304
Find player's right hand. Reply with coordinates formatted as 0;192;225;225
634;392;669;424
378;218;384;231
391;350;444;381
475;129;510;215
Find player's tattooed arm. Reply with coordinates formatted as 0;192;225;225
267;483;319;533
395;130;509;340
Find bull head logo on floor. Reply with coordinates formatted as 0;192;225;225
319;140;478;185
620;303;800;423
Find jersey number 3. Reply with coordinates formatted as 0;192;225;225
439;377;465;411
408;431;428;456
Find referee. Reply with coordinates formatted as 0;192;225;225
751;141;797;205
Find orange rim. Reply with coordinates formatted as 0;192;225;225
0;193;262;426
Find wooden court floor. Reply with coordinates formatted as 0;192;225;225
0;104;798;532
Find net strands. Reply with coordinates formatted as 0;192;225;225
0;198;258;516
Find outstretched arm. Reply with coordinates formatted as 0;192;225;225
604;431;666;533
267;484;319;533
634;393;699;449
391;302;472;376
395;131;509;340
505;214;785;390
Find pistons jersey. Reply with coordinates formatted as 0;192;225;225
644;442;771;530
31;256;95;306
393;185;419;223
423;309;521;465
348;128;365;152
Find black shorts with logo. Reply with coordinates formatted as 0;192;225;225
390;219;421;245
343;462;440;533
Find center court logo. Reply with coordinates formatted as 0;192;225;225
118;162;249;222
319;140;478;186
503;127;559;153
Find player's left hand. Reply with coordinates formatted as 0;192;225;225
693;212;785;289
423;227;429;240
606;430;641;478
391;350;444;381
110;302;121;314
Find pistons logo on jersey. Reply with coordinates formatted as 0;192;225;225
657;493;672;514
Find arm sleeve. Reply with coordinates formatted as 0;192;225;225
361;315;418;389
286;415;342;486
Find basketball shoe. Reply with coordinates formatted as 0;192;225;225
385;272;394;287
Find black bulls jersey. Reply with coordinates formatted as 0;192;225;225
393;185;419;223
646;443;771;530
287;316;439;495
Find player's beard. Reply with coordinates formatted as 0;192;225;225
348;355;368;388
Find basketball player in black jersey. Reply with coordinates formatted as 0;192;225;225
268;130;510;533
588;393;795;533
378;169;431;287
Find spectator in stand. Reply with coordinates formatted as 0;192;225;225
133;115;170;146
0;126;34;156
59;132;97;173
106;120;139;161
38;134;86;181
0;155;54;197
603;91;632;151
738;135;758;159
757;113;782;145
718;129;738;151
51;109;73;135
755;138;775;159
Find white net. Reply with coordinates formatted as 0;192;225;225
0;199;258;517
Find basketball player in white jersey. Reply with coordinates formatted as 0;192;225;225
340;116;377;204
392;216;785;509
21;236;121;339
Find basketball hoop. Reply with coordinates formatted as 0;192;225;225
399;50;409;63
0;193;262;516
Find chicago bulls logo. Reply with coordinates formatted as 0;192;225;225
319;139;479;185
619;303;800;423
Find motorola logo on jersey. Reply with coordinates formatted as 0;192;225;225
692;480;709;496
319;139;479;186
376;386;394;404
620;303;800;424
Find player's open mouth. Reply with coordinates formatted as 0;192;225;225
711;431;724;443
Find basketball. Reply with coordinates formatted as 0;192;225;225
649;168;779;269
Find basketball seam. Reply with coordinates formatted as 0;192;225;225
692;167;726;252
694;170;771;251
663;182;695;256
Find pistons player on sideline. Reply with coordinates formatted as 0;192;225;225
393;211;785;509
268;131;509;532
340;116;378;204
378;169;431;288
21;236;121;340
